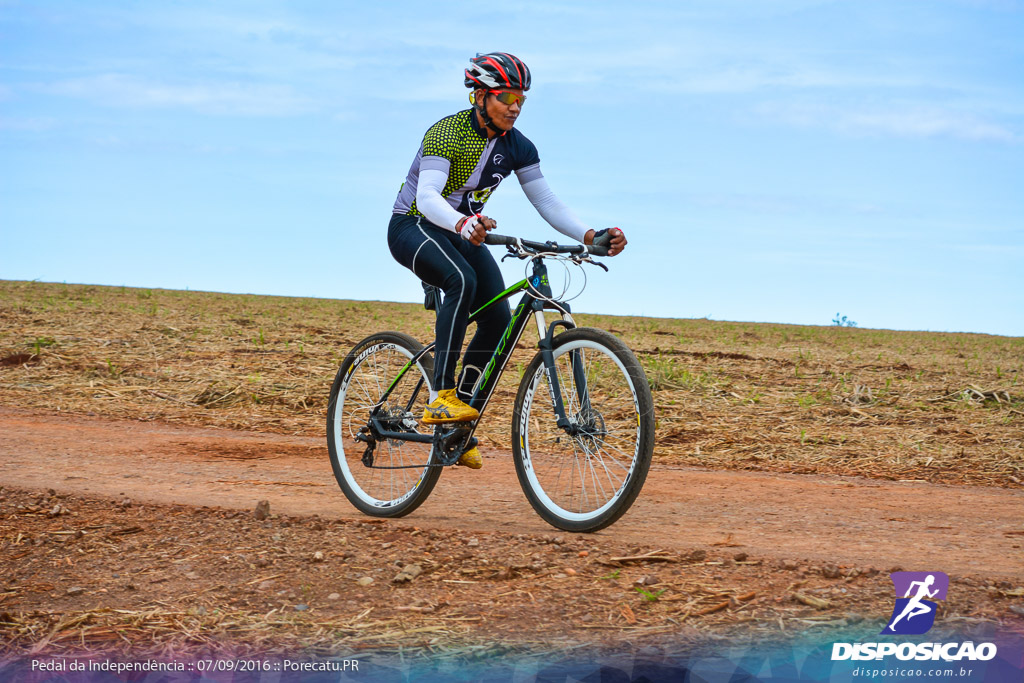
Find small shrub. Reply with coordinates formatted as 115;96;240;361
832;313;858;327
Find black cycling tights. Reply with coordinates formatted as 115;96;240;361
387;214;511;396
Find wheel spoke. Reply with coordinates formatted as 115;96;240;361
518;334;649;526
327;337;439;517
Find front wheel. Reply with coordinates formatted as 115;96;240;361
326;332;441;517
512;327;655;532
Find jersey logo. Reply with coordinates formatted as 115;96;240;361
493;154;504;165
469;173;505;209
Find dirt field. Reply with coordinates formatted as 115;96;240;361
1;280;1022;661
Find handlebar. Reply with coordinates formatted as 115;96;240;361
485;232;610;258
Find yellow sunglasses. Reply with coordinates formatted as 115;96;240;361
488;89;526;106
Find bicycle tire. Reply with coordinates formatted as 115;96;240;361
326;331;441;517
511;327;655;532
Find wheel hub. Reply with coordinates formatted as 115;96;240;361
573;408;606;450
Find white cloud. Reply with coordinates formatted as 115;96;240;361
842;109;1018;142
42;74;314;116
662;66;898;94
0;116;56;131
756;100;1020;142
952;0;1022;9
528;38;937;94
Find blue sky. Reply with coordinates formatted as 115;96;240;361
2;0;1022;336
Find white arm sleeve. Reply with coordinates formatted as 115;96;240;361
416;164;465;231
520;176;591;243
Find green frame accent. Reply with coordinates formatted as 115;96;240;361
385;359;415;395
368;276;534;416
364;257;574;463
468;279;529;322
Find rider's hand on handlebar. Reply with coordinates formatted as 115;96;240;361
588;227;627;256
457;214;497;246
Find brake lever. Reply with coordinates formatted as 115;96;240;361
577;254;609;272
502;244;532;261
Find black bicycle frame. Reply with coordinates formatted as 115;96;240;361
367;256;585;454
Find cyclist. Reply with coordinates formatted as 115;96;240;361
388;52;626;469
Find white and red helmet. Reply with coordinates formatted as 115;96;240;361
464;53;531;91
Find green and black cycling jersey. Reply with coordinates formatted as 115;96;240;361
393;108;543;219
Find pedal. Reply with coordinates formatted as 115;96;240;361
433;426;475;466
439;425;470;448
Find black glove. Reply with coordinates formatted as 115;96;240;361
592;228;623;248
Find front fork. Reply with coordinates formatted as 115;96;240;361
534;306;589;435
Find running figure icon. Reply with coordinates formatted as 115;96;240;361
881;571;949;635
888;574;939;630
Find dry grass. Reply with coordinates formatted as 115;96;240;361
3;606;491;660
2;280;1021;487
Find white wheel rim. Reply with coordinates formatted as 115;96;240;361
519;339;641;522
331;342;431;508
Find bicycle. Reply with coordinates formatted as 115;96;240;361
326;233;655;532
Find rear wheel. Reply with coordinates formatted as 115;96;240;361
512;328;654;532
326;332;441;517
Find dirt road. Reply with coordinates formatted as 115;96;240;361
2;407;1020;581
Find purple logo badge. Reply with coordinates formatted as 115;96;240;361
881;571;949;635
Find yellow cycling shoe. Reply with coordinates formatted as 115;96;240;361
457;446;482;469
422;389;480;424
